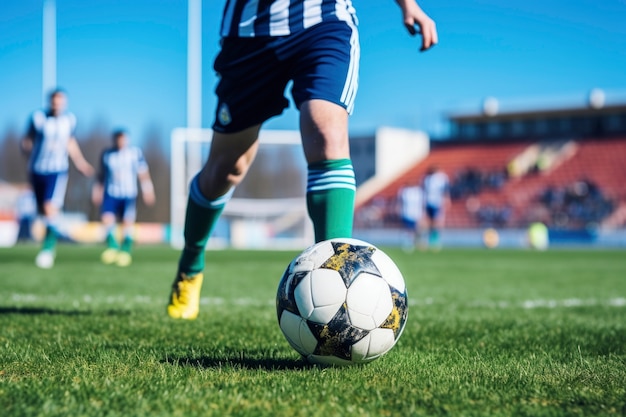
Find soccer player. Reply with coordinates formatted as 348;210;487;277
167;0;438;319
398;182;424;251
21;89;94;269
422;165;450;249
91;129;155;267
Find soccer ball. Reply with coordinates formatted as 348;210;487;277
276;238;408;366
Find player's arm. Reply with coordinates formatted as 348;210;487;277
136;149;155;206
21;135;34;157
138;169;155;206
67;137;95;177
91;182;103;206
395;0;438;51
91;152;106;206
21;117;36;156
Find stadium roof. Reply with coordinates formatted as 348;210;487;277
448;103;626;124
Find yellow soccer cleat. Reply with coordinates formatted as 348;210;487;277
115;251;132;267
167;272;203;320
101;248;119;265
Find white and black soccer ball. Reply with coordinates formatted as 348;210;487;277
276;238;408;366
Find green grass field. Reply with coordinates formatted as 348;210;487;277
1;245;625;417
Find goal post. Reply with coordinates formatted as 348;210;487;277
170;128;314;249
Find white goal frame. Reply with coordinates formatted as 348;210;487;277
170;128;314;249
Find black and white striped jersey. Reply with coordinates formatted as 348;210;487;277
220;0;358;37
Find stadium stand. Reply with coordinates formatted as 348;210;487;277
355;136;626;230
508;137;626;228
354;141;528;228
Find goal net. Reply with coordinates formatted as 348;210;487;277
170;128;314;249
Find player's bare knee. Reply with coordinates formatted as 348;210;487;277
226;158;251;186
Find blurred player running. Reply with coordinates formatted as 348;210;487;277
398;181;424;251
422;165;450;249
22;89;94;269
92;129;155;267
167;0;438;319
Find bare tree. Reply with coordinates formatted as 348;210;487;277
137;125;170;223
65;119;109;218
0;125;28;184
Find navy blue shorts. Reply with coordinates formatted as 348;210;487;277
30;172;68;214
101;194;137;222
426;204;442;220
402;216;419;230
212;20;360;133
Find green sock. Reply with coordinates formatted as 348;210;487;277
121;236;133;253
306;159;356;242
42;224;57;251
106;231;119;249
429;229;440;246
178;175;233;275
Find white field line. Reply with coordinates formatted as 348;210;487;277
5;294;626;309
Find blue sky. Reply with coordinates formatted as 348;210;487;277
1;0;625;145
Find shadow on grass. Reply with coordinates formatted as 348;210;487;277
0;306;132;316
162;354;313;371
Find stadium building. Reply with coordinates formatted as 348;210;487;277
353;91;626;248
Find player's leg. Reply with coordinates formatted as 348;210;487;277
41;201;60;249
116;198;137;267
414;217;424;249
99;193;120;264
424;205;434;247
175;35;286;279
292;21;359;242
168;34;291;319
177;125;260;275
300;100;355;241
430;208;445;250
100;212;119;264
425;205;442;249
102;213;118;249
168;126;261;319
33;173;67;268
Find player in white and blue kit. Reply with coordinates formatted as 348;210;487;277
22;89;94;268
422;165;450;249
398;182;424;251
92;130;155;267
167;0;438;319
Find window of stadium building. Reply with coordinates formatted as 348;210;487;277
534;119;549;136
574;118;593;135
486;122;503;138
558;117;573;134
460;123;478;139
605;114;624;132
548;118;560;135
511;120;526;137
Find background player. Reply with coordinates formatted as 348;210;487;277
422;165;450;250
21;88;94;268
167;0;438;319
398;181;424;251
92;129;155;267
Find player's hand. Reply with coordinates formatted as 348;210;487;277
80;163;95;178
400;1;438;52
91;185;103;206
143;191;156;207
21;138;33;154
